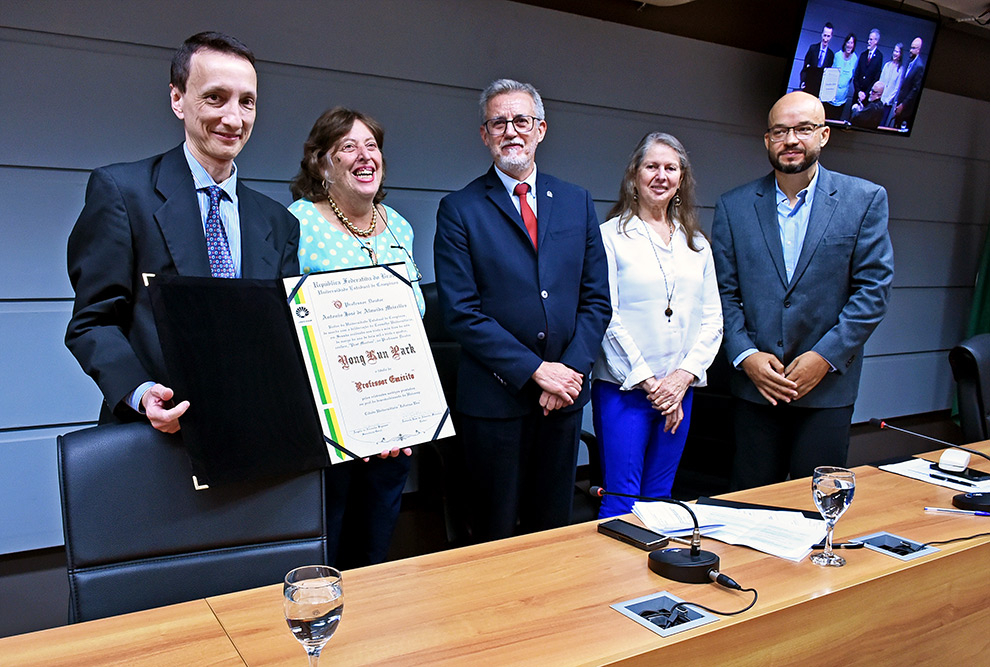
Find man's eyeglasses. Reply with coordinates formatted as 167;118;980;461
766;123;825;142
483;115;542;136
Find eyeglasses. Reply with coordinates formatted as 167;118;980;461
483;115;542;136
766;123;825;142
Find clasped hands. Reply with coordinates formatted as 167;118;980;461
740;350;830;406
532;361;583;416
639;369;695;434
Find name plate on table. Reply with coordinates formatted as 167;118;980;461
284;264;455;463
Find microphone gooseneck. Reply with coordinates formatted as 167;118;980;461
591;486;720;584
870;418;990;463
871;417;990;511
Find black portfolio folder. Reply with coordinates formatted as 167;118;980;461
149;275;331;485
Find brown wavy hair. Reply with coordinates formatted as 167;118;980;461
289;107;387;204
606;132;703;252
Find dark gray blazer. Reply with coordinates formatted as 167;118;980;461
711;166;894;408
66;145;300;420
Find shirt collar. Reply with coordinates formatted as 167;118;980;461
775;164;820;211
183;142;238;199
493;163;538;198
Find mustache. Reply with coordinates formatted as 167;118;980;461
499;138;525;149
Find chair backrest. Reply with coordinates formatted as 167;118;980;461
949;333;990;443
58;423;327;622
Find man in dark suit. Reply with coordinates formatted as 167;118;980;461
800;22;835;98
850;81;886;129
711;92;893;490
852;29;884;108
434;79;610;542
66;32;299;433
894;37;926;131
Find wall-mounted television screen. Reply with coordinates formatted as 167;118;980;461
786;0;938;136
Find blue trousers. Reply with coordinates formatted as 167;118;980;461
592;380;694;518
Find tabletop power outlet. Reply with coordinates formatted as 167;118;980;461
855;532;939;561
611;591;718;637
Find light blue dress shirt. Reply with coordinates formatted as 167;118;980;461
732;167;820;369
127;145;243;413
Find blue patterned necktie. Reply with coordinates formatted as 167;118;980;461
204;185;235;278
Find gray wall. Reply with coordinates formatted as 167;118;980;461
1;0;987;556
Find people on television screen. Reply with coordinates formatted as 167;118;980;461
893;37;925;132
850;81;885;129
800;22;835;98
824;33;857;121
852;29;883;106
878;42;904;127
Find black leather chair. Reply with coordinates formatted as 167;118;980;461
58;422;327;622
949;333;990;442
419;282;471;546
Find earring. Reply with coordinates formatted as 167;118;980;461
322;179;330;195
633;189;638;201
673;193;681;206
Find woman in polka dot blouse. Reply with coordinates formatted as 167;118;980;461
288;107;424;568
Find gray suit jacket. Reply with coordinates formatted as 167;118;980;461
711;165;893;408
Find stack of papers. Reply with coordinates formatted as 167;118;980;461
633;501;827;562
879;458;990;493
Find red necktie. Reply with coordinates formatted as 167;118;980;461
513;182;538;249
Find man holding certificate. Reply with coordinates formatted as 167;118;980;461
65;32;299;433
434;79;611;542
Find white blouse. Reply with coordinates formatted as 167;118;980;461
593;214;723;390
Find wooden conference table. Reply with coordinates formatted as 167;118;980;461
3;444;989;666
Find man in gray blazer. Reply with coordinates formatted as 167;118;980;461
712;91;893;490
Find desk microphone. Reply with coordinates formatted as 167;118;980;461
590;486;720;584
870;418;990;511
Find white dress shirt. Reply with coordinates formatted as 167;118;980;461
593;214;723;390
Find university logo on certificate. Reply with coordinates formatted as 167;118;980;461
284;264;455;462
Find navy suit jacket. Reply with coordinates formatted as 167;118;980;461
800;42;835;97
853;48;883;99
711;166;893;408
434;166;611;418
66;145;300;420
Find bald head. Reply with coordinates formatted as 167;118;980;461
768;91;826;128
765;92;829;176
870;81;884;100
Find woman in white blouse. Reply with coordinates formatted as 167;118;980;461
592;133;722;518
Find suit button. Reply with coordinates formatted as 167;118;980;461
537;332;546;340
777;340;783;347
784;301;791;308
541;290;549;299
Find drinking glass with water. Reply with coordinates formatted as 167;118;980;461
810;466;856;567
284;565;344;665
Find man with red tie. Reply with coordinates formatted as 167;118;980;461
434;79;611;542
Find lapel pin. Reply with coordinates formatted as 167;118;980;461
547;190;553;198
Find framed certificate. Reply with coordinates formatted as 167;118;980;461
284;264;454;463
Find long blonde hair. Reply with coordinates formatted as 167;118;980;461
606;132;703;251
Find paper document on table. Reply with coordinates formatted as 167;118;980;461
879;458;990;493
633;501;827;562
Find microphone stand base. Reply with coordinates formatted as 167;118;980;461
648;548;720;584
953;491;990;511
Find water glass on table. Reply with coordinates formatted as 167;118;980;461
284;565;344;666
810;466;856;567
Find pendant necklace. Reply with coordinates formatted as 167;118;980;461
647;219;676;321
